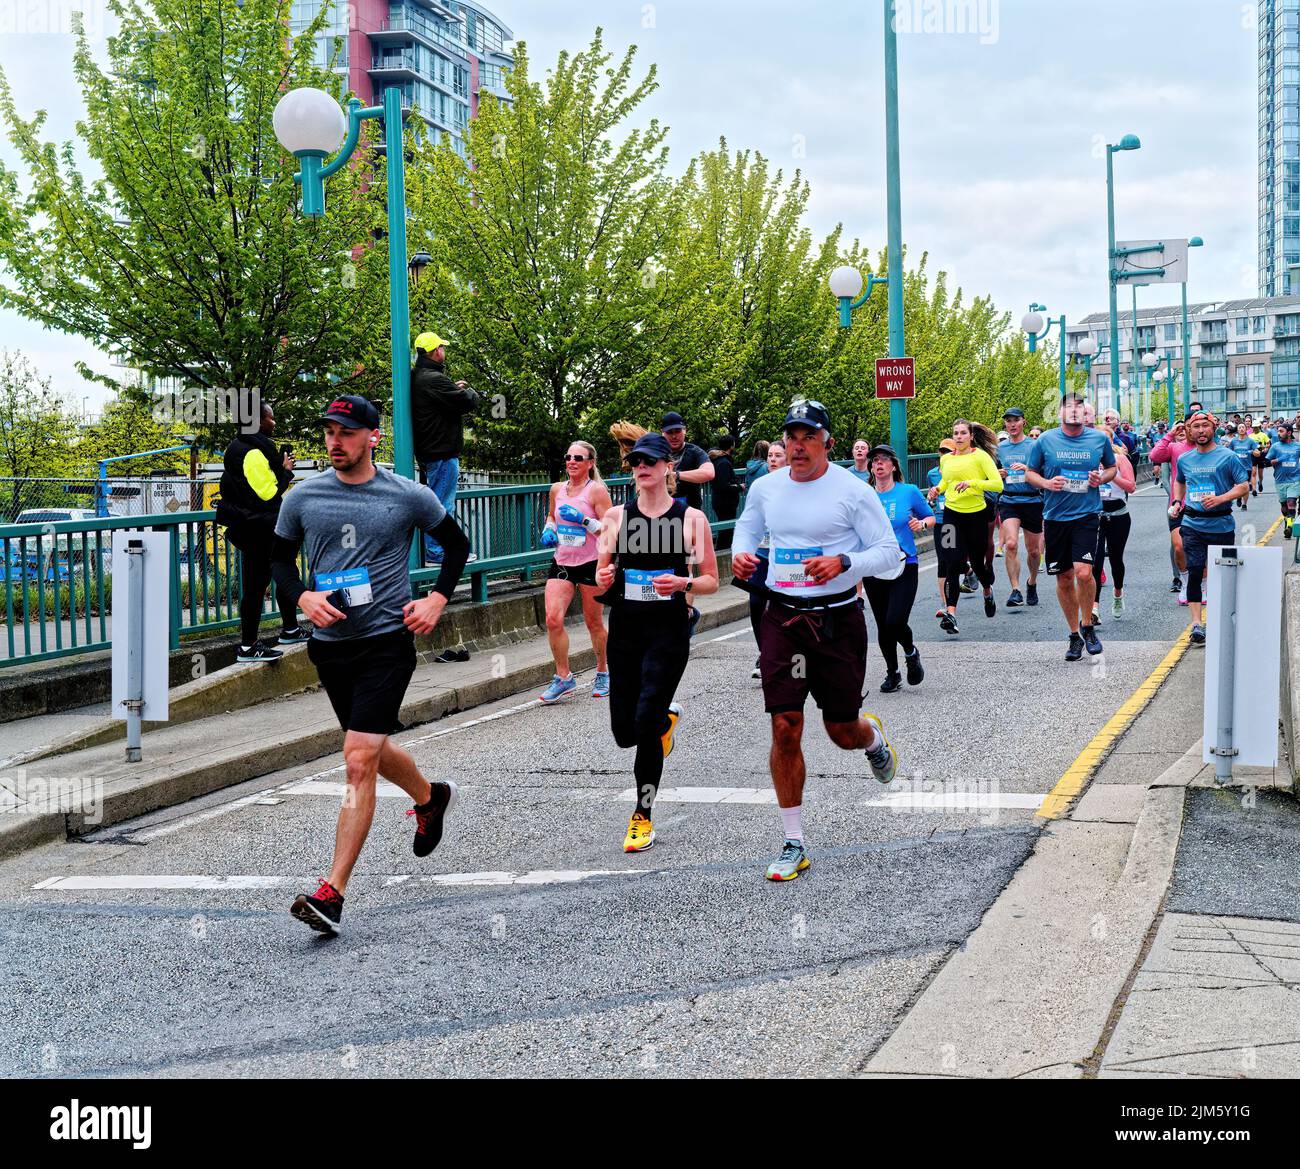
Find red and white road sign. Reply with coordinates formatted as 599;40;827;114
875;357;915;400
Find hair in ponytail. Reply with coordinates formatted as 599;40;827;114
609;420;677;496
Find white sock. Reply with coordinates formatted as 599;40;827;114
780;805;803;843
864;723;883;753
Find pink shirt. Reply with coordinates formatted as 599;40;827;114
555;478;600;566
1149;434;1194;502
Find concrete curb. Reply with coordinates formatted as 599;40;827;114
1281;566;1300;798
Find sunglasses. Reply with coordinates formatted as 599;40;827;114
627;454;662;468
564;454;590;462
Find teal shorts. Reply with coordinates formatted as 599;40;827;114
1277;480;1300;502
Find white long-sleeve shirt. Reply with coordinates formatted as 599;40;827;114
733;464;904;602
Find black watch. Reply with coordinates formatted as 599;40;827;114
838;554;852;574
684;579;694;593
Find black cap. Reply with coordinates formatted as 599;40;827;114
630;433;673;462
1002;407;1025;419
661;412;686;431
318;394;381;430
866;444;902;477
782;399;831;433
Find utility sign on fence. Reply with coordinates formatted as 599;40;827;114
875;357;915;400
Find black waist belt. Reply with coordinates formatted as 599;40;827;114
765;586;857;611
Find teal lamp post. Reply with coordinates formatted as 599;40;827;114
1106;134;1141;419
1179;236;1204;423
273;86;415;483
1141;351;1163;427
831;0;909;462
1021;304;1068;399
1076;336;1099;396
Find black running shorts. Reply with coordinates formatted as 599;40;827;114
1044;514;1101;576
996;500;1044;534
546;557;598;586
308;629;416;735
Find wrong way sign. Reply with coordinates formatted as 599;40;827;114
875;357;915;399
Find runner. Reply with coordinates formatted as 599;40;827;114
1268;421;1300;539
1226;424;1258;512
927;419;1002;634
1171;410;1250;645
868;444;933;692
537;440;613;703
1250;418;1271;497
1150;418;1194;602
271;395;471;935
1090;418;1137;622
849;439;872;483
744;439;787;680
927;438;961;618
596;429;719;852
1025;393;1118;660
996;407;1043;608
732;399;904;882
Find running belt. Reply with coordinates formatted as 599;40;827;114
764;586;857;611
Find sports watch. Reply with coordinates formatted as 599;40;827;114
838;554;852;574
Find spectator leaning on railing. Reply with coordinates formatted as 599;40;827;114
708;434;741;549
215;399;308;663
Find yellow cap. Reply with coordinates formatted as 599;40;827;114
414;332;448;352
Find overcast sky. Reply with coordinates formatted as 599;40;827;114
0;0;1260;409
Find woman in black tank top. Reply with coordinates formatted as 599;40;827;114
595;432;719;854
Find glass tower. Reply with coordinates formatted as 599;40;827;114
1260;0;1300;296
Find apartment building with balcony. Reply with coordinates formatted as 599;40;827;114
1066;295;1300;418
1259;0;1300;296
289;0;513;156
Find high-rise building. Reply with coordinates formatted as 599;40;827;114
1259;0;1300;297
288;0;514;157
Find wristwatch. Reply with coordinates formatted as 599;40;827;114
684;579;694;593
838;554;852;574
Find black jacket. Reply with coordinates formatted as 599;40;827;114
412;353;481;462
217;430;292;529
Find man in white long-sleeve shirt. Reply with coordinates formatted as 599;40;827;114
733;399;905;882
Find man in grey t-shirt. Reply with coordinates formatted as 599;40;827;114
270;394;471;935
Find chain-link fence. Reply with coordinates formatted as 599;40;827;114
0;478;216;524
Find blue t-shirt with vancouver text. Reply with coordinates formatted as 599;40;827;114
998;437;1042;501
1270;440;1300;484
1176;447;1249;536
876;483;933;565
1027;427;1116;522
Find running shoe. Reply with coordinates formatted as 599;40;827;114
751;658;762;680
1065;632;1085;662
995;547;1003;558
959;573;976;594
277;625;312;644
623;811;655;852
1112;595;1125;619
1286;521;1294;540
1091;607;1101;627
862;711;898;785
290;880;343;935
1178;574;1189;606
1082;625;1103;656
661;702;682;759
983;594;996;618
1190;623;1206;645
935;607;946;620
236;640;283;663
1170;576;1183;594
904;647;924;686
591;670;610;699
408;779;458;857
686;606;701;639
765;838;810;882
880;671;903;694
939;612;959;636
1026;582;1039;606
1007;589;1024;607
539;673;577;704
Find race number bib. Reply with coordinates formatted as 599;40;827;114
1187;478;1214;508
316;566;373;607
1099;481;1116;501
557;522;588;548
624;568;673;602
1284;459;1298;470
1006;468;1027;486
772;546;823;589
1061;468;1091;494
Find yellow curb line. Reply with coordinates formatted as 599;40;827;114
1036;514;1283;821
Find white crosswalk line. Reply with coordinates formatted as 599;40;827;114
31;869;654;892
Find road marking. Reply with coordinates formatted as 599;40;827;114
31;869;652;892
865;792;1046;810
617;786;776;804
282;780;416;798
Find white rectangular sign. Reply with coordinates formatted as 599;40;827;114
111;530;171;722
1203;544;1281;768
1115;238;1190;286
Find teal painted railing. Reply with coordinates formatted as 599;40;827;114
0;456;937;668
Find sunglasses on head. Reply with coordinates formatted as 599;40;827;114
627;454;662;468
564;454;590;462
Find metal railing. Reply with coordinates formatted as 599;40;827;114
0;455;939;668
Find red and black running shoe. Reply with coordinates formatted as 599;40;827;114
408;779;459;858
290;879;343;935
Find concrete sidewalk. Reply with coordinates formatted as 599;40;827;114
0;586;754;858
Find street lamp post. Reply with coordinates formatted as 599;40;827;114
1180;236;1205;424
1106;134;1141;419
273;86;415;483
1076;336;1099;401
831;1;908;461
1020;303;1068;400
1141;351;1161;427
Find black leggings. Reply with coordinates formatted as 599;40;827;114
864;563;919;674
607;606;690;814
231;521;297;647
1095;510;1131;596
941;507;995;606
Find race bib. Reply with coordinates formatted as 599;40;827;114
1285;460;1298;470
1006;469;1027;486
316;566;373;607
1235;449;1251;461
1187;477;1215;507
1099;481;1116;501
772;546;823;589
624;567;673;602
1061;468;1091;494
557;522;587;547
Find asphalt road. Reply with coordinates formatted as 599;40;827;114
0;476;1288;1077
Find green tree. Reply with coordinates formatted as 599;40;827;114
0;350;80;518
0;0;389;447
78;390;188;471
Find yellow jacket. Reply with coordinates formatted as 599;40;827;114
935;449;1002;514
